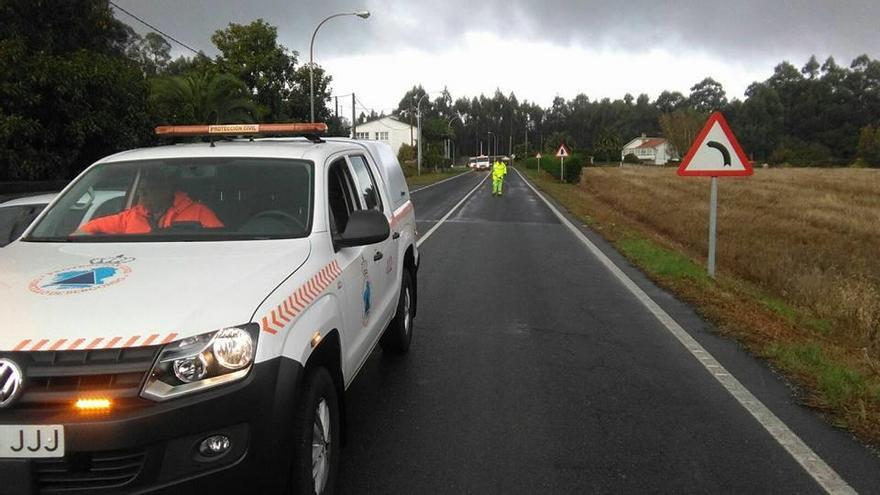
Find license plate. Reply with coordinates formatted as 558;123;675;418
0;425;64;458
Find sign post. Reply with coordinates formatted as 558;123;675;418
677;111;752;278
536;152;542;176
708;177;718;277
555;144;570;183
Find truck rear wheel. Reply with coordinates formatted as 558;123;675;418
380;269;414;354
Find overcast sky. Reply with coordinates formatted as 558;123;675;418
113;0;880;115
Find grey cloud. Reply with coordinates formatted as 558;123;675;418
114;0;879;67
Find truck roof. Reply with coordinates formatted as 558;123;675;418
96;138;368;165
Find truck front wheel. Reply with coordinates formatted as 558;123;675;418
290;367;340;495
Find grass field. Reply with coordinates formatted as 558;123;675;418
403;166;469;189
523;164;880;443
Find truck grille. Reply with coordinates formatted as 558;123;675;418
34;449;146;493
5;346;161;410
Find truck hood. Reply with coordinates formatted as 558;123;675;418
0;240;311;351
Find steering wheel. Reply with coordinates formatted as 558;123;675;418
247;210;305;232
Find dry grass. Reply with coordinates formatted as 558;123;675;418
580;166;880;351
523;165;880;442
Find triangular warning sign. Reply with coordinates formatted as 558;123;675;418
678;112;752;177
555;144;570;158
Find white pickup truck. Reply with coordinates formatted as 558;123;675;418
0;124;418;494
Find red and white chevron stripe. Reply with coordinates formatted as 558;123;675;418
389;200;413;228
261;260;342;335
13;332;178;352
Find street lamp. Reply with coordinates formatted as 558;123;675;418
415;93;429;176
310;10;370;123
446;114;463;167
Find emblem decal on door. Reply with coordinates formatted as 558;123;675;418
361;256;372;326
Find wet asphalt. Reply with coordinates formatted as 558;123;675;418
337;170;880;494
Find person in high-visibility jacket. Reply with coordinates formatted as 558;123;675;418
78;174;223;235
491;158;508;196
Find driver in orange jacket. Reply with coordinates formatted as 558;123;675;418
78;175;223;235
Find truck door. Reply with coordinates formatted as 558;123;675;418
346;154;397;328
326;157;387;378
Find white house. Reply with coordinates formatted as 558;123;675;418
621;135;679;165
353;116;415;154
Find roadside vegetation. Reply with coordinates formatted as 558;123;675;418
0;1;343;184
520;164;880;443
403;165;469;189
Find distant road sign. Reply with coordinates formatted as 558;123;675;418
535;152;542;159
678;112;752;177
555;144;570;158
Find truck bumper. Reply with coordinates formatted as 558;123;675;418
0;357;303;494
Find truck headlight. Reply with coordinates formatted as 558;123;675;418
141;324;259;402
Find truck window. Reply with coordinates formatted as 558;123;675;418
348;155;383;212
327;158;360;234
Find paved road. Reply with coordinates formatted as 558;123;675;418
338;170;880;494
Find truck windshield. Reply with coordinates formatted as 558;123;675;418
26;157;313;242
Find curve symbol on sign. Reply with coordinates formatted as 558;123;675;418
706;141;731;166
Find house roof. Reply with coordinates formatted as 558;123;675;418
360;115;406;127
634;138;667;149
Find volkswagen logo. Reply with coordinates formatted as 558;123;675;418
0;358;23;409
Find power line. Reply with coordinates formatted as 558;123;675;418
108;1;204;56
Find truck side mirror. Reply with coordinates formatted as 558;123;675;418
333;209;390;248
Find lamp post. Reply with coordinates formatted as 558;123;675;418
310;10;370;123
446;114;463;167
416;93;429;176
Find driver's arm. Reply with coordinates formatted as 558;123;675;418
78;212;127;235
196;206;224;228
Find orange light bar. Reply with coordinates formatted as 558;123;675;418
74;398;113;412
155;123;328;137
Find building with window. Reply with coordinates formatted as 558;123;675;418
621;135;679;165
353;116;414;154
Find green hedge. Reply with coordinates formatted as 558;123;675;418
522;153;585;183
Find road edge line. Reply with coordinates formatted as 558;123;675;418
513;168;855;495
410;170;473;193
416;173;489;247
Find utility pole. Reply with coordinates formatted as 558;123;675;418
335;96;338;120
352;93;356;139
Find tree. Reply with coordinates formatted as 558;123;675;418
593;130;622;162
688;77;728;113
150;72;263;124
394;85;431;124
285;64;333;122
0;0;130;57
543;131;574;153
126;32;171;76
655;91;686;113
659;109;706;158
802;55;820;79
0;0;152;180
211;19;296;121
736;83;784;160
857;125;880;166
165;52;213;76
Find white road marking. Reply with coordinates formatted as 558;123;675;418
513;168;856;495
410;170;474;193
416;173;489;248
